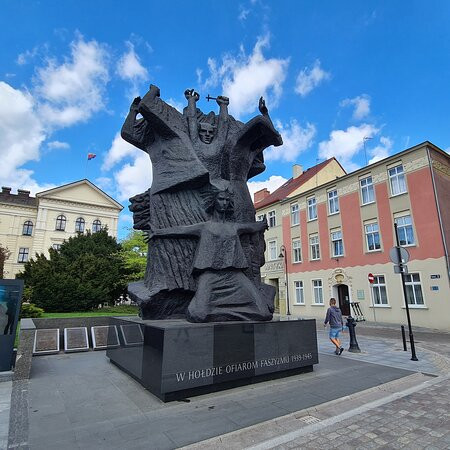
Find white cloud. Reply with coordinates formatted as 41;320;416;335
247;175;288;201
16;44;48;65
94;176;114;190
318;123;379;170
368;136;393;164
47;140;70;149
265;119;316;162
295;59;330;97
202;35;289;118
102;132;153;201
116;41;148;82
238;7;250;21
340;94;371;120
0;82;48;193
166;98;184;113
35;36;109;128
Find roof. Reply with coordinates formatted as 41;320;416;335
0;190;37;207
254;158;341;209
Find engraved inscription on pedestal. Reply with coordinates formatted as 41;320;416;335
91;325;119;350
120;324;144;346
64;327;89;353
33;329;60;355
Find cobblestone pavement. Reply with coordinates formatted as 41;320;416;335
265;375;450;450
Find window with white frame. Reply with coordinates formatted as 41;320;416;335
292;239;302;263
371;275;388;305
268;210;276;228
290;203;299;226
404;273;424;305
22;220;33;236
294;281;304;304
52;244;62;251
331;230;344;257
92;219;102;233
310;234;320;260
365;222;381;251
18;247;29;263
268;240;277;261
312;279;323;304
360;176;375;204
328;189;339;214
388;164;407;196
55;215;66;231
307;197;317;221
75;217;85;233
395;214;415;246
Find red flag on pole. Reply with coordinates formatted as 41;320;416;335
87;153;96;160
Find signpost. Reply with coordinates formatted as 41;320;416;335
391;223;418;361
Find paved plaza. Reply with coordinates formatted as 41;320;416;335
1;322;449;449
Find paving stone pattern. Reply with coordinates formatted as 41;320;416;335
273;376;450;449
0;381;12;450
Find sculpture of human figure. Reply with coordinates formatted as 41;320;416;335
146;189;272;322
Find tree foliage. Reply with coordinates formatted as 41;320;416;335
17;229;128;312
0;244;11;279
120;230;147;282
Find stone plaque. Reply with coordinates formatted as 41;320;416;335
91;325;119;350
120;324;144;346
33;329;60;355
64;327;89;353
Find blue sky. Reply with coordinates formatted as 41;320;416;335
1;1;449;239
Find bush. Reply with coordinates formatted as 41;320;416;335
20;303;44;319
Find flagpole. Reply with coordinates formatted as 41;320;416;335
85;156;88;179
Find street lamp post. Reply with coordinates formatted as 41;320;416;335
279;245;291;316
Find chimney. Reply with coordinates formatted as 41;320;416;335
254;188;270;204
293;164;303;179
1;187;11;194
17;189;30;197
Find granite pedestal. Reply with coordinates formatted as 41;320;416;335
107;317;318;402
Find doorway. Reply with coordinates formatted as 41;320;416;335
267;278;280;313
337;284;350;316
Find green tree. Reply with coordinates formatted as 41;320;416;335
120;230;147;282
17;229;127;312
0;244;11;279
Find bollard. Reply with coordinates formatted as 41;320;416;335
401;325;407;351
346;316;361;353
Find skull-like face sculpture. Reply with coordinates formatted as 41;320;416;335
198;122;216;144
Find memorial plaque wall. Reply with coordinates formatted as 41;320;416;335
64;327;89;353
33;329;60;355
92;325;119;350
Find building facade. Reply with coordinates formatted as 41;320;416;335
255;142;450;331
0;179;123;279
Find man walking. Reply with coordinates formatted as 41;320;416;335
324;298;344;355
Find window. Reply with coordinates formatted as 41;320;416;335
360;176;375;204
328;189;339;214
55;215;66;231
404;273;424;305
92;219;102;233
292;239;302;263
307;197;317;221
256;214;265;222
365;222;381;251
268;211;276;228
18;248;29;263
310;234;320;260
372;275;388;305
22;220;33;236
389;164;407;196
331;230;344;257
294;281;304;304
290;203;299;226
52;244;62;251
312;279;323;304
268;240;277;261
395;215;415;246
75;217;85;233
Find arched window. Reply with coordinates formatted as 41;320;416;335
22;220;33;236
75;217;85;233
55;215;66;231
92;219;102;233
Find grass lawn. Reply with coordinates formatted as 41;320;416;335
41;305;139;318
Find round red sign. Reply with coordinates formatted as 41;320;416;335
368;273;375;283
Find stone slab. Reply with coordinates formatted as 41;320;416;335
91;325;119;350
107;317;318;401
33;329;60;355
119;323;144;346
64;327;89;353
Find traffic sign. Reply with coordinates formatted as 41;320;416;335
368;273;375;284
389;246;410;265
394;264;408;274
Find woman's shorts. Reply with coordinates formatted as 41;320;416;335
329;327;342;339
